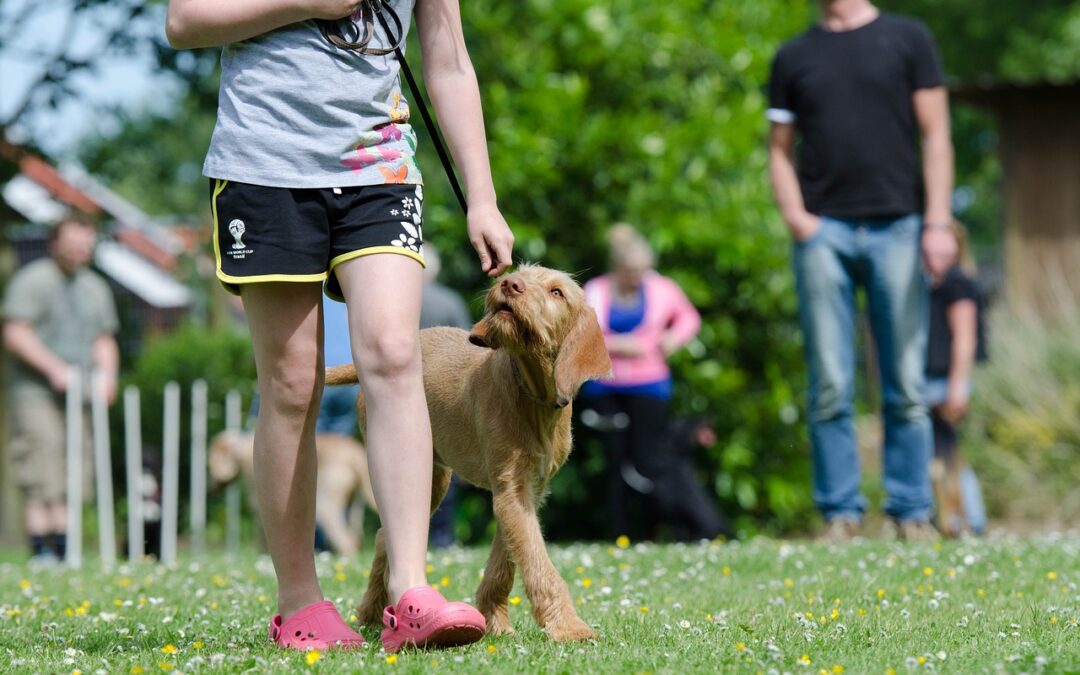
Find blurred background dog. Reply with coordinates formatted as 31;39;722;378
208;430;377;555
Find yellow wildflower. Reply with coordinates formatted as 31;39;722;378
510;596;521;606
305;650;321;666
1047;572;1058;581
161;644;177;655
582;578;592;588
130;667;144;674
799;654;812;666
158;661;173;672
736;642;746;651
440;576;450;587
784;578;794;588
18;579;30;590
923;567;933;577
487;644;497;653
386;654;398;665
722;566;732;576
192;641;204;650
832;666;844;674
616;535;631;549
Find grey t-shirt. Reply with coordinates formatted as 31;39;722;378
2;258;119;399
203;2;422;189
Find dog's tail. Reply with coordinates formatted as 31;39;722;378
325;364;360;385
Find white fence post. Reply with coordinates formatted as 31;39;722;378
65;367;83;569
190;379;208;556
225;390;242;553
123;385;144;562
161;382;181;565
91;370;116;568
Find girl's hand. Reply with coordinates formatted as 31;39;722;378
608;335;644;358
467;203;514;277
303;0;360;20
941;384;969;424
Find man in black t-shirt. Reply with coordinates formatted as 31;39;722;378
768;0;955;541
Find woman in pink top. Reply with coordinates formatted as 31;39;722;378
581;224;701;539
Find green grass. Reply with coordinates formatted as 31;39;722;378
1;537;1078;673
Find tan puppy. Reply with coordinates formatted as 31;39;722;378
208;429;378;556
326;264;611;642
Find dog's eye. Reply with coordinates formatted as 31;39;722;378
551;288;563;298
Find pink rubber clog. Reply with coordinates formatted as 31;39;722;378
269;600;366;651
381;586;486;653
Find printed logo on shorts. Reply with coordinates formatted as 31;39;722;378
227;218;254;259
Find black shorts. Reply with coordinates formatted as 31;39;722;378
210;179;426;300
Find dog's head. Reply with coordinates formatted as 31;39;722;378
208;430;247;489
469;264;611;405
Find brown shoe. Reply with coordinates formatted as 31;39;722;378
819;516;861;543
882;518;940;542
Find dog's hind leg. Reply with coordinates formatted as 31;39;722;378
474;524;516;636
356;465;452;626
356;528;390;626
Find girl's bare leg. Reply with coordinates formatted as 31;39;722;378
335;254;431;605
241;281;324;620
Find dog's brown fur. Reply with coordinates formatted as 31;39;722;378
208;430;378;555
326;264;611;642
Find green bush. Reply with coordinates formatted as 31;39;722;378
962;312;1080;527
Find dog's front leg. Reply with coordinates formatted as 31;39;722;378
492;487;597;642
474;524;516;636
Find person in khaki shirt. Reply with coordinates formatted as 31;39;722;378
3;214;119;562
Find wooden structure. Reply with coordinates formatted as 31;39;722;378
956;81;1080;320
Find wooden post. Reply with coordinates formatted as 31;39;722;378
65;368;82;569
91;370;116;567
160;382;180;566
189;380;208;556
225;390;242;553
124;386;144;562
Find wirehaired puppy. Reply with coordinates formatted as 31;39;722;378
327;264;611;642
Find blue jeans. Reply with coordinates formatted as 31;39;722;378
793;214;933;522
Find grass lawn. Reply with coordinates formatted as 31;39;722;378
1;536;1077;673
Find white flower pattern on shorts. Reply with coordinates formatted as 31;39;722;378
390;184;424;254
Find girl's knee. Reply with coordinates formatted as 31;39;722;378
354;332;420;380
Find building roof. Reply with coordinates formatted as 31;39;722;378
1;137;191;309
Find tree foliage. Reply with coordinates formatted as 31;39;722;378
66;0;1080;536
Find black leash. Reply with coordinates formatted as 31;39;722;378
317;2;468;214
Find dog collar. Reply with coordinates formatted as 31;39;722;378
510;359;567;410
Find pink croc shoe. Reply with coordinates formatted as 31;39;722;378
269;600;366;651
381;586;486;653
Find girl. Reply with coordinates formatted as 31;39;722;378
166;0;514;652
922;219;987;536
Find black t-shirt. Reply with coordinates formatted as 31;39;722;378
927;265;987;377
768;13;945;220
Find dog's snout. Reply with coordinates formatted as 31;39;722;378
501;275;526;297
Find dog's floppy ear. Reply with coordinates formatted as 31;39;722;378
554;307;612;405
468;315;501;349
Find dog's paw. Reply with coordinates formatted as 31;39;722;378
484;610;516;636
546;617;597;642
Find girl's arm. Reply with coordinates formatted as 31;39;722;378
942;298;977;422
415;0;513;277
166;0;356;49
660;281;701;356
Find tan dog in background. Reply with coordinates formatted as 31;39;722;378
208;430;378;555
326;264;611;642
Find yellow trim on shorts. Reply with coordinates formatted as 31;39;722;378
211;178;328;295
329;246;426;271
323;247;426;303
